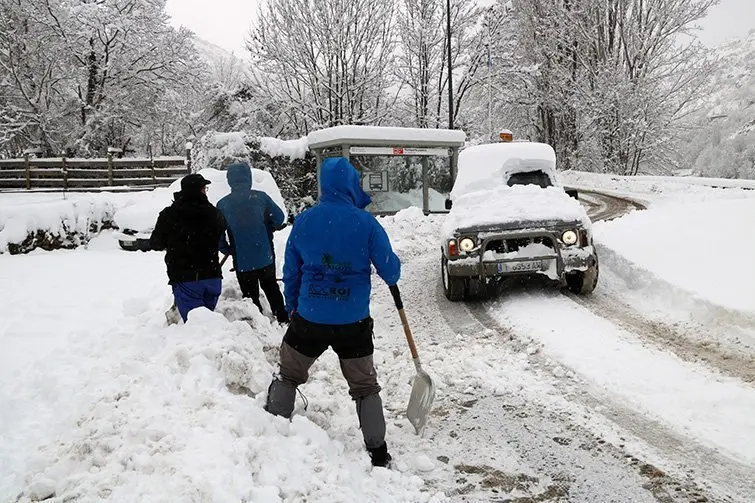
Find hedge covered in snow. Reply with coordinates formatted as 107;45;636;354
0;195;122;254
192;131;317;213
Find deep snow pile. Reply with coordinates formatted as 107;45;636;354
0;225;447;503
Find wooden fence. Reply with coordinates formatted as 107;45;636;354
0;154;191;190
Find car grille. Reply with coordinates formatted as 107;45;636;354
485;236;554;253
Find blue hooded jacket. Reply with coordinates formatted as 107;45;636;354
283;157;401;325
217;162;286;272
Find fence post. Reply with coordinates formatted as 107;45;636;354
62;156;68;190
106;152;114;186
23;153;31;190
185;141;193;174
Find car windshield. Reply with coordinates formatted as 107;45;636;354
506;170;552;188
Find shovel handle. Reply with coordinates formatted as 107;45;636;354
390;285;419;360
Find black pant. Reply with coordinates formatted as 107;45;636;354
237;264;288;323
283;315;375;360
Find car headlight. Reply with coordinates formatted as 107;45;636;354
561;230;578;246
459;237;476;252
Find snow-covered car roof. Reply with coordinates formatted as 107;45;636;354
307;125;467;149
442;185;591;237
451;142;559;199
113;168;287;232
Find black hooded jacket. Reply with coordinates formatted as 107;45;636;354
150;191;227;285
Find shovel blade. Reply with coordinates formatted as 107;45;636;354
407;369;436;435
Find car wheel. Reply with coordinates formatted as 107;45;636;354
442;255;466;301
566;256;599;295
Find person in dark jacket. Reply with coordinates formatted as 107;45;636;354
265;157;401;468
217;162;288;323
150;173;227;322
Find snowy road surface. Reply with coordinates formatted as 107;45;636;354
1;182;754;502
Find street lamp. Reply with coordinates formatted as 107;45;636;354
446;0;453;130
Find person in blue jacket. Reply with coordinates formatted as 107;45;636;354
265;157;401;468
216;162;288;323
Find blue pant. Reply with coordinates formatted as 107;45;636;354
172;278;222;322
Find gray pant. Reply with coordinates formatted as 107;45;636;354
265;316;387;449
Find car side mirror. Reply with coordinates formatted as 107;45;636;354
445;198;453;210
565;188;579;200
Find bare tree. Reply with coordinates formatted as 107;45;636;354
248;0;399;136
504;0;717;174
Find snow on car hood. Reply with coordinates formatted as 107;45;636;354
441;185;591;238
113;168;287;232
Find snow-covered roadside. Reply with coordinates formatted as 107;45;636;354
562;170;755;206
594;197;755;315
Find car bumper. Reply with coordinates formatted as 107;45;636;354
446;229;596;280
116;231;152;251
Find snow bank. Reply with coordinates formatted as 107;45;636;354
562;170;755;206
594;197;755;314
0;195;121;254
377;207;445;259
442;185;590;237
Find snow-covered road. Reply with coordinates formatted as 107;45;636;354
1;181;754;502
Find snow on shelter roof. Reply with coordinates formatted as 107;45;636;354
451;142;558;198
306;125;467;149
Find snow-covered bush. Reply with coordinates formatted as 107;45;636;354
192;131;317;213
0;197;118;254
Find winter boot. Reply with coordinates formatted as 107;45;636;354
264;378;297;418
367;443;392;468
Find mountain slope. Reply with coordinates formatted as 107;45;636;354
687;30;755;178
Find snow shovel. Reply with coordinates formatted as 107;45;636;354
389;284;436;435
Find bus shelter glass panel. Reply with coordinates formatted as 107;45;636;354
350;149;451;213
423;155;453;212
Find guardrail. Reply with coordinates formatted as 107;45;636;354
0;155;190;190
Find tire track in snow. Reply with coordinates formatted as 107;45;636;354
576;194;755;383
464;296;754;503
565;287;755;383
388;254;716;503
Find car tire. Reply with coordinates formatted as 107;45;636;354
566;256;599;295
442;255;466;301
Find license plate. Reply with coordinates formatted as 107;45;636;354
497;260;545;273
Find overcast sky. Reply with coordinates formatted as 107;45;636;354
165;0;754;55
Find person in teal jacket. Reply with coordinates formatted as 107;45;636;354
217;162;288;323
265;157;401;468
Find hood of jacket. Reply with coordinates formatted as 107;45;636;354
227;162;253;192
320;157;371;209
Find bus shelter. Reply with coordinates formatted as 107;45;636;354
307;125;467;215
